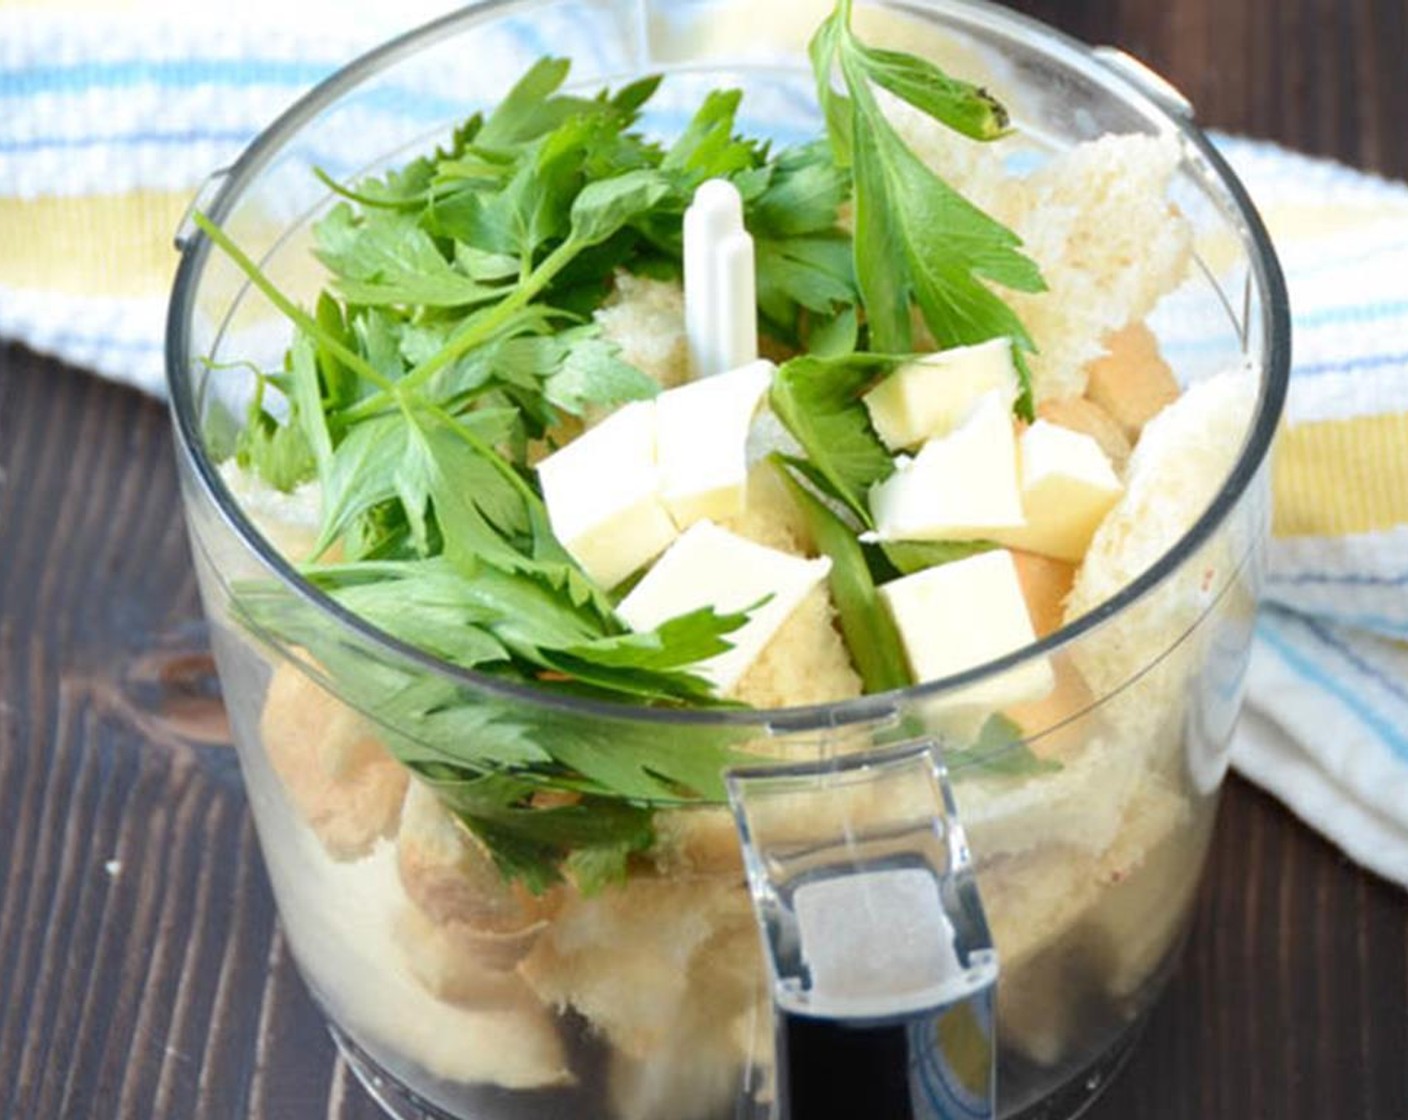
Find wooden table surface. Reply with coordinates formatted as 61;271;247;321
2;1;1407;1117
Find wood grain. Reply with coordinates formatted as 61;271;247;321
2;1;1407;1117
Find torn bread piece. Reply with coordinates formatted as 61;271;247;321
606;906;767;1120
594;270;691;391
1084;321;1181;441
519;875;752;1061
1064;368;1256;748
260;658;407;861
398;779;555;967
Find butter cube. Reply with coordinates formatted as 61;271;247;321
656;359;774;529
616;520;832;696
991;421;1124;562
869;390;1025;542
878;549;1054;710
862;338;1019;450
536;401;678;589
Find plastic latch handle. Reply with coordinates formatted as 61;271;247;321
726;740;998;1120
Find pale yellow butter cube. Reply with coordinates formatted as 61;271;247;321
862;337;1019;450
536;401;678;589
992;420;1124;562
616;520;831;696
878;549;1054;710
869;390;1025;542
656;359;774;529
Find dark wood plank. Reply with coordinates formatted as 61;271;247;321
1;1;1407;1118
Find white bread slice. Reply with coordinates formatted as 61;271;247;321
1063;368;1257;749
996;134;1192;403
518;874;754;1061
397;779;555;949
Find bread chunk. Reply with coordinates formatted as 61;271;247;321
980;778;1192;1065
397;779;555;955
518;875;755;1061
1012;550;1076;638
1084;322;1180;440
1064;369;1256;747
260;659;407;860
594;271;691;389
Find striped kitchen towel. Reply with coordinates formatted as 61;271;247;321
3;3;1406;886
0;0;465;394
1210;138;1408;887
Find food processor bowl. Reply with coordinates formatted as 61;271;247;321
165;2;1289;1117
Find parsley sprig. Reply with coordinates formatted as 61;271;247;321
809;0;1046;416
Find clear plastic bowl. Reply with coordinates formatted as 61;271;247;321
165;2;1289;1117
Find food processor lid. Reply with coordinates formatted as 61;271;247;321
727;741;999;1118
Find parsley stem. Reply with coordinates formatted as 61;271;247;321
190;211;397;394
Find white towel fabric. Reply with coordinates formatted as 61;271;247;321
3;3;1406;885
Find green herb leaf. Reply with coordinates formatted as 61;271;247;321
772;458;910;692
568;168;672;247
540;331;661;415
314;203;503;308
662;89;760;181
881;538;997;576
949;713;1062;778
810;1;1043;414
769;351;898;524
234;401;316;492
846;41;1010;142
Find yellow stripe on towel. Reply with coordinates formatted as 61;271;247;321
1273;412;1408;536
0;190;192;297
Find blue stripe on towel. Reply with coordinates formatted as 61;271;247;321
1;58;337;97
1295;298;1408;330
1300;612;1408;639
1270;568;1408;589
1256;613;1408;763
1294;351;1408;378
0;128;256;154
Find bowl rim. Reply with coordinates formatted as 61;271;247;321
165;0;1291;735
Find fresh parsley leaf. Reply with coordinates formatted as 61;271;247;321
769;351;898;524
662;89;761;181
314;203;503;308
949;713;1062;778
772;458;910;693
843;40;1010;142
810;0;1044;416
748;140;851;239
541;331;661;415
880;538;997;576
421;767;657;894
568;168;672;247
235;401;316;492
